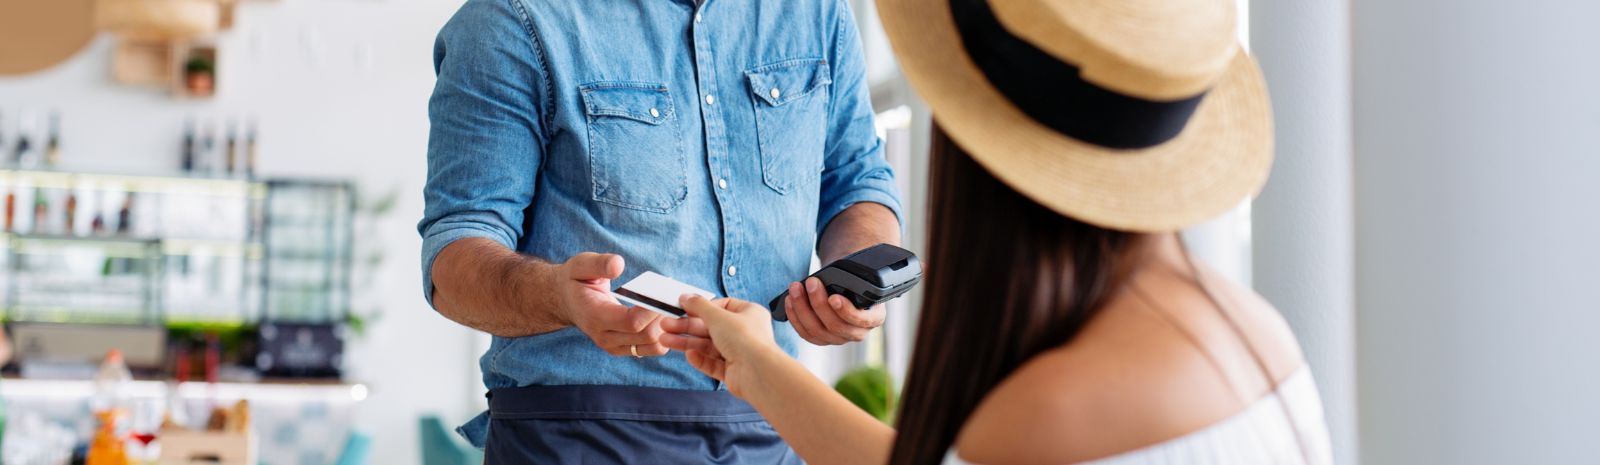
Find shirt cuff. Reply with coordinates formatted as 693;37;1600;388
420;223;516;309
817;178;905;235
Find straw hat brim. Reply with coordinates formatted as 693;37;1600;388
877;0;1274;232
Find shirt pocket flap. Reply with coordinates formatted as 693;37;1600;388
580;83;674;125
746;59;833;107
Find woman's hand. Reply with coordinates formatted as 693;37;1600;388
660;295;784;398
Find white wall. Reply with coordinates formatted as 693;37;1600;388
1353;0;1600;463
1249;1;1357;464
0;2;480;464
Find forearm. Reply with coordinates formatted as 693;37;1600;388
742;349;896;465
430;238;566;337
818;202;901;264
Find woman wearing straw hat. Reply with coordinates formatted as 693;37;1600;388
660;0;1334;463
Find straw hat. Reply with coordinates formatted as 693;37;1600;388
876;0;1272;231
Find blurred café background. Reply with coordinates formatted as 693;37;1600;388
1;0;1597;464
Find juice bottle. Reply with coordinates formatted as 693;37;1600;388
86;350;132;465
85;410;127;465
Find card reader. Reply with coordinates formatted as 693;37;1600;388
769;244;922;322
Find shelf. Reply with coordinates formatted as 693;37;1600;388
163;237;265;259
4;310;156;324
0;167;267;198
4;232;159;246
1;377;367;403
3;233;263;258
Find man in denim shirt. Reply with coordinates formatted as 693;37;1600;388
419;0;902;462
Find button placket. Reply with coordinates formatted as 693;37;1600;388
689;4;741;295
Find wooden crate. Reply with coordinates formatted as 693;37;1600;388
158;429;257;465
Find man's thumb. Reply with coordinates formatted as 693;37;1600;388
567;253;624;280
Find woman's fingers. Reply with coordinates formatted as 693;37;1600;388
659;316;710;337
679;294;732;321
684;350;725;381
660;332;716;352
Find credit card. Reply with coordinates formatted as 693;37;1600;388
613;271;716;317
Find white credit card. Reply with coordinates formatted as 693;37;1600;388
613;271;717;317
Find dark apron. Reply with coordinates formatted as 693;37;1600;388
483;384;803;464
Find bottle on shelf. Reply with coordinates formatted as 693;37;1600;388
64;188;78;234
13;113;33;166
199;120;216;175
117;193;134;235
225;118;238;176
45;110;61;168
91;190;106;235
244;117;258;178
3;187;14;232
182;117;197;173
31;187;47;234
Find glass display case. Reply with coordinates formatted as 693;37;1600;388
3;234;163;324
0;168;353;373
260;179;353;324
0;169;267;325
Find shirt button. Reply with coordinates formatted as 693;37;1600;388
727;266;737;277
649;108;660;118
718;178;728;189
770;88;782;99
695;13;702;23
704;95;716;105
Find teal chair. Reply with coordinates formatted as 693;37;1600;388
420;416;485;465
333;430;373;465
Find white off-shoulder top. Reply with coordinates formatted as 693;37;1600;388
946;368;1333;465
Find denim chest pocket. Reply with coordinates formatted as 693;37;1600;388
747;59;832;195
581;82;689;213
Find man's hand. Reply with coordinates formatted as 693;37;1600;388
554;253;668;357
782;276;887;346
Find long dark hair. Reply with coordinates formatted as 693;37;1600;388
887;126;1148;464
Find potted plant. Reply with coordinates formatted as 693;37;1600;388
184;55;214;97
835;366;899;424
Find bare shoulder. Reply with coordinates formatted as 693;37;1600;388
954;272;1307;465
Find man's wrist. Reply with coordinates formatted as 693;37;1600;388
817;202;901;264
499;255;569;332
536;260;573;328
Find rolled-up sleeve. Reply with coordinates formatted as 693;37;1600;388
418;0;550;308
816;0;904;234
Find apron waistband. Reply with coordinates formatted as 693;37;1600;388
487;384;766;423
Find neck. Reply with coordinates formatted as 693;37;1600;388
1136;232;1194;278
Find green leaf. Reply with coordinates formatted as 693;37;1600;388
834;366;899;424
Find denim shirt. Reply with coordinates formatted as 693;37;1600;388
419;0;902;446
